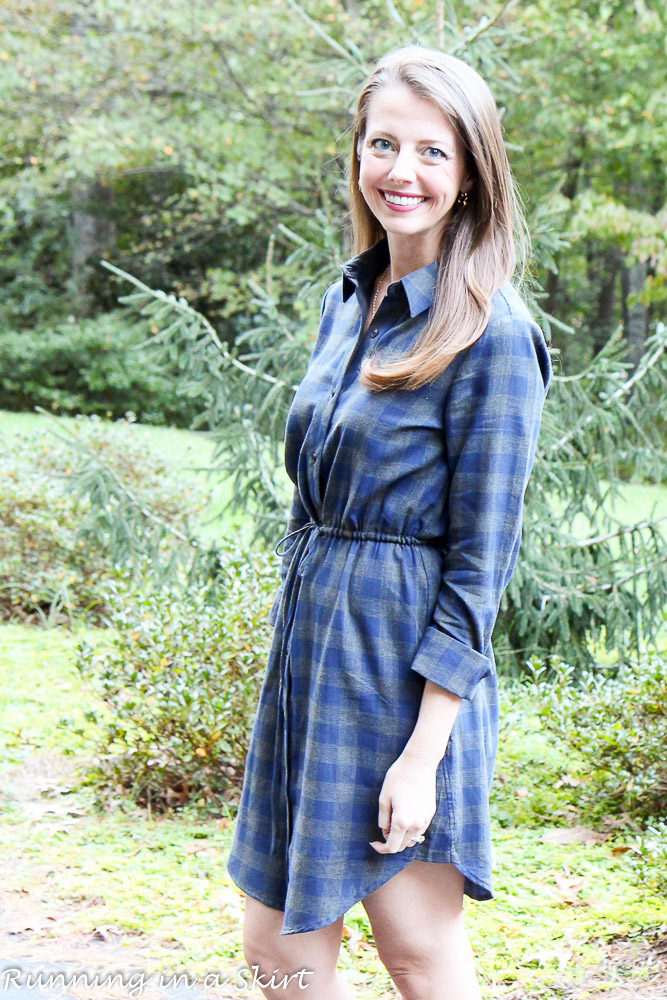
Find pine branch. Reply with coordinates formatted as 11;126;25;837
541;321;667;460
283;0;369;75
99;259;299;392
571;512;667;548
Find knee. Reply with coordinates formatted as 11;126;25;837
379;925;479;1000
379;934;442;997
385;964;437;1000
243;922;278;972
242;904;283;971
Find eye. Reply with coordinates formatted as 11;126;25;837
424;147;449;160
368;137;394;152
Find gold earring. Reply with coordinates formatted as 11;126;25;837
457;191;469;207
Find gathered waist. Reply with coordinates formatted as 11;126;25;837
274;520;441;558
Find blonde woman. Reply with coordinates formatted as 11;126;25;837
227;45;552;1000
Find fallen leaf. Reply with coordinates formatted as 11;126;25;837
540;825;608;846
552;864;588;905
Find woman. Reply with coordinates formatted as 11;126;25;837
227;45;552;1000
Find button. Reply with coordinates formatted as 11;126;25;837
370;327;379;338
310;452;317;462
330;387;335;397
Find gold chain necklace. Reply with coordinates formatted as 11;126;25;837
371;266;389;319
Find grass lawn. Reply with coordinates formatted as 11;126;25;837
1;623;665;1000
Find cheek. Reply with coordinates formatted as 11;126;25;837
359;157;385;192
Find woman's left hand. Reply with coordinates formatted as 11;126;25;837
369;753;438;854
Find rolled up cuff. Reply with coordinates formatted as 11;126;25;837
409;626;493;701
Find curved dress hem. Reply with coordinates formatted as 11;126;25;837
227;851;493;937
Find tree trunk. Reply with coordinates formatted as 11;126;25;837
67;178;116;314
544;148;584;318
621;258;648;372
591;245;622;356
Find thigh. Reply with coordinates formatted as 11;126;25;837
361;860;466;956
243;895;345;979
361;862;481;1000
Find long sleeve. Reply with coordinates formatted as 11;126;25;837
409;306;552;700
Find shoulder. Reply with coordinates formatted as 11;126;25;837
312;277;358;351
320;278;345;319
455;282;552;393
486;282;543;346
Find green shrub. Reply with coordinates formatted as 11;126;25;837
490;679;583;829
525;652;667;825
73;556;279;810
0;416;202;623
0;311;201;427
629;819;667;895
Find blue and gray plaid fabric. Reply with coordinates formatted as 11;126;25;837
227;238;552;935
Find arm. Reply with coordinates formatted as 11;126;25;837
402;680;462;764
408;307;552;700
371;307;552;854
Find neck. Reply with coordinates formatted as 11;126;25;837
385;232;440;283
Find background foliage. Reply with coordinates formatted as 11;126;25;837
74;557;276;810
2;0;665;356
0;417;204;623
0;310;201;425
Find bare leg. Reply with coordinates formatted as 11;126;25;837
242;895;355;1000
362;861;482;1000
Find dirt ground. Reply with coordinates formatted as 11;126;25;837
505;928;667;999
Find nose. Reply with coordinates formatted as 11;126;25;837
387;148;417;184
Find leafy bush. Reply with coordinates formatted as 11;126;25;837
73;555;279;810
525;652;667;825
490;679;583;829
629;819;667;895
0;416;203;623
0;311;201;427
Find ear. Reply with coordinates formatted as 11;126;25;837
459;173;474;193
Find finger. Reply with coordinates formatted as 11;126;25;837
371;826;407;855
402;830;426;851
377;799;391;836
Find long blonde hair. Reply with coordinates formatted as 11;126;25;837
349;46;530;392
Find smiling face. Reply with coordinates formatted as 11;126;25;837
358;82;472;273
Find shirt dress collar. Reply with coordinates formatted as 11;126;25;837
341;238;439;319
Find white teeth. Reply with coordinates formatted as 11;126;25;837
383;192;425;206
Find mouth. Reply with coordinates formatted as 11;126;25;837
380;191;427;208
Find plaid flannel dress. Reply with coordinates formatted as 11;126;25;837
227;238;552;935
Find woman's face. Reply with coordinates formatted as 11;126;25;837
358;82;471;266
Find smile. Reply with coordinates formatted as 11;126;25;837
381;191;426;207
